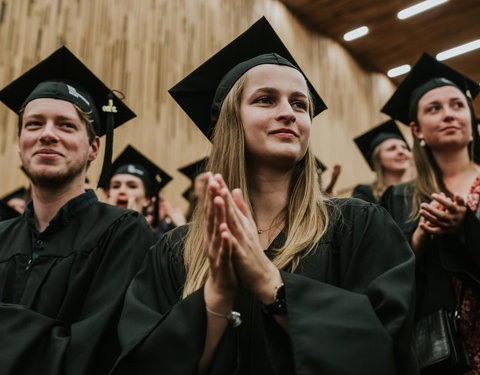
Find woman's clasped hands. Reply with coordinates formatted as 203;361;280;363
203;173;282;313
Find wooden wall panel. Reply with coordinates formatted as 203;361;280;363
0;0;396;210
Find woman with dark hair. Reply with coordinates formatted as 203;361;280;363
353;120;412;203
382;53;480;374
111;17;417;375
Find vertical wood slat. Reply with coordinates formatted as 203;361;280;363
0;0;395;208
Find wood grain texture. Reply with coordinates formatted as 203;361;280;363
0;0;398;209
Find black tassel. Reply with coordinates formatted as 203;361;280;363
97;92;116;188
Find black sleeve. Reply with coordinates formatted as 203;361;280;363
463;208;480;270
352;184;377;204
0;214;153;375
111;227;215;375
381;184;418;243
264;203;418;375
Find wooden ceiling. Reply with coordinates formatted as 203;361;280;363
280;0;480;113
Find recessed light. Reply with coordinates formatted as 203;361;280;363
387;65;411;78
436;39;480;61
343;26;369;42
397;0;448;20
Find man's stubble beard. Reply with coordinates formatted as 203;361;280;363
23;161;88;191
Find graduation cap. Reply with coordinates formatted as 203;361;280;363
178;158;208;201
168;16;327;140
0;46;136;188
354;120;408;170
99;145;172;198
381;53;480;126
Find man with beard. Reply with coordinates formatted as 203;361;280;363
0;47;153;375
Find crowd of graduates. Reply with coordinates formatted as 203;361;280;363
0;16;479;375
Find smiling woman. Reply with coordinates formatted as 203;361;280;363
111;17;418;375
382;53;480;374
353;119;412;203
240;64;311;170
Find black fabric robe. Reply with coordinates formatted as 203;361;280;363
0;192;153;375
0;199;20;221
381;182;480;319
111;198;419;375
352;184;377;204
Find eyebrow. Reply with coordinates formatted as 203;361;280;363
250;87;308;98
424;95;466;104
23;113;79;122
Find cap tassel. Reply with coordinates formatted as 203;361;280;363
97;93;117;188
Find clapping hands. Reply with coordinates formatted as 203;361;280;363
203;173;282;309
419;193;466;236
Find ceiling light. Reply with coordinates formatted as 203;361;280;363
436;39;480;61
397;0;448;20
343;26;369;42
387;65;411;78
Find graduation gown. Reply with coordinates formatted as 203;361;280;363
0;199;20;221
352;184;377;204
0;190;153;375
111;198;418;375
382;182;480;319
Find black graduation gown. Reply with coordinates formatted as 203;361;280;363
0;199;20;221
111;198;419;375
381;182;480;319
352;184;377;204
0;191;153;375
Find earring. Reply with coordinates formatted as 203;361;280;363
470;135;474;142
419;138;426;147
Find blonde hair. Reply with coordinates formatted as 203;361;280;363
182;71;331;297
370;140;411;200
370;144;390;200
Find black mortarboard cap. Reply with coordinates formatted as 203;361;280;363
168;16;327;139
99;145;172;197
0;46;136;187
354;120;408;170
178;158;208;201
178;158;208;182
381;53;480;126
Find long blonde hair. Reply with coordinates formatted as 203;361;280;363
370;144;390;200
407;98;477;220
182;72;331;297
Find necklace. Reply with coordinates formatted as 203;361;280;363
257;221;278;234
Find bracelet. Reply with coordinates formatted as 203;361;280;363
206;306;242;327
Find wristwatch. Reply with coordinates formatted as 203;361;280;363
262;283;287;315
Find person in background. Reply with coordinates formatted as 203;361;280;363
1;186;30;214
100;144;183;236
153;189;186;235
111;17;417;375
381;53;480;374
0;198;21;221
352;120;412;203
315;158;342;197
0;46;153;375
178;158;208;222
